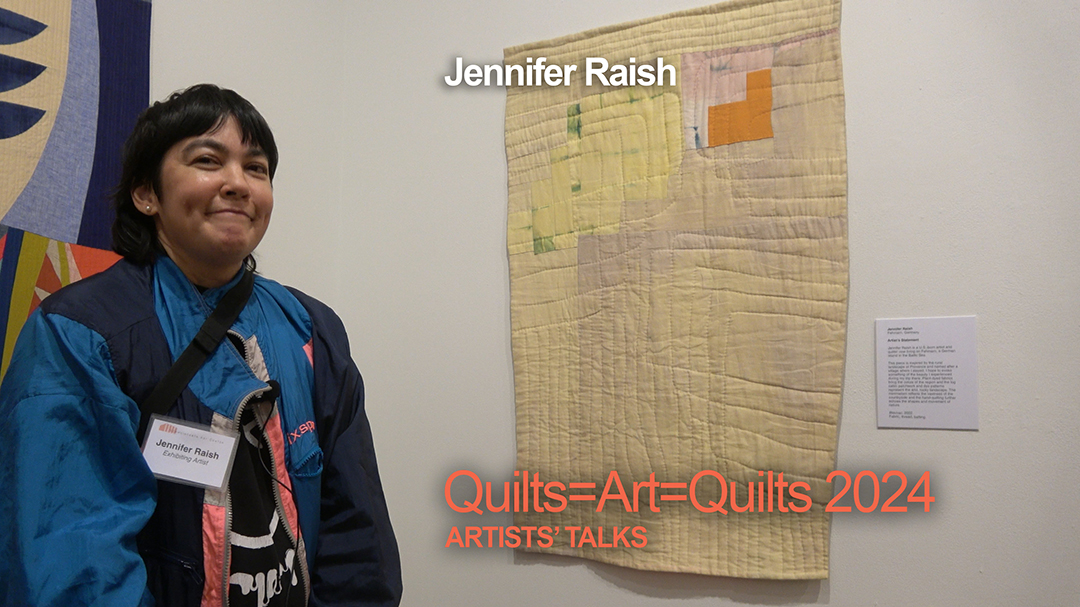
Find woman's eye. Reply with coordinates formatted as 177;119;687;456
247;163;269;175
194;155;220;166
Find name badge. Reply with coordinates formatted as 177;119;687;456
142;415;240;490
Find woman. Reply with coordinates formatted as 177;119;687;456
0;84;401;606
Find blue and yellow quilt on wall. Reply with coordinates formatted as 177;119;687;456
0;0;149;377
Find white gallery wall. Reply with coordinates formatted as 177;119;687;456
150;1;1079;604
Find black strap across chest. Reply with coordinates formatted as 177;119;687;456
137;269;254;440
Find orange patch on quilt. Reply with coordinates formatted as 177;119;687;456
35;256;62;295
70;244;121;276
707;69;774;147
26;244;120;318
28;255;61;317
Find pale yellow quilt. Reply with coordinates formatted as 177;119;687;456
506;0;846;579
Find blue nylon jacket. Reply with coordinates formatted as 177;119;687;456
0;257;401;606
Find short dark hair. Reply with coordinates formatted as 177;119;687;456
111;83;278;266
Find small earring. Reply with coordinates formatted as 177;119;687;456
145;206;151;212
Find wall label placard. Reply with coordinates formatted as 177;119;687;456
876;316;978;430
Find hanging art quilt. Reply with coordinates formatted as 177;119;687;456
0;0;149;376
506;0;847;578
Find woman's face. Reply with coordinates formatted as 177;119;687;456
134;116;273;286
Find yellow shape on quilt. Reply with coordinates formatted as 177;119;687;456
530;87;682;254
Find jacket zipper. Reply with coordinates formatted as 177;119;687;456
221;383;311;606
221;387;263;607
255;404;311;605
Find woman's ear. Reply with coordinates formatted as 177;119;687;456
131;182;157;216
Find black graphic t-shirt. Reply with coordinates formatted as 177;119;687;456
227;405;306;607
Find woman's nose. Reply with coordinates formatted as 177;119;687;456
220;162;250;198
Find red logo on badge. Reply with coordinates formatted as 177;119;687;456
159;423;178;434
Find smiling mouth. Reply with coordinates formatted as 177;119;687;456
211;209;251;219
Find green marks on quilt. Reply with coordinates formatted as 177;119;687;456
533;235;556;255
567;103;582;139
529;87;682;254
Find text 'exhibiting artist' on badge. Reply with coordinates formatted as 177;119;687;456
876;316;979;430
141;415;240;489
